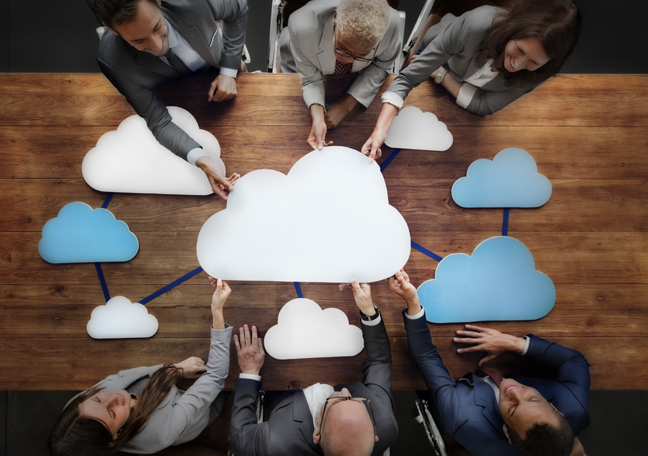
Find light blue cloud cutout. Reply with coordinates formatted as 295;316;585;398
39;202;139;263
417;236;555;323
452;148;552;207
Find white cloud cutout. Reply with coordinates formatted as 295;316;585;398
87;296;159;339
264;298;364;360
384;106;453;151
82;106;224;195
196;146;411;282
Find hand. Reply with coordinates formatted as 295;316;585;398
453;324;527;366
234;324;265;376
324;95;358;129
173;356;206;379
389;269;420;304
209;277;230;330
361;129;385;162
196;156;240;200
350;280;375;317
307;105;333;150
208;74;237;102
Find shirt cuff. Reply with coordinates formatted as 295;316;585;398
456;83;478;109
361;312;382;326
187;148;209;166
521;336;530;356
239;373;262;382
381;91;404;110
219;67;238;78
404;306;425;320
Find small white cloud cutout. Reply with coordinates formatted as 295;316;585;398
87;296;159;339
196;146;411;283
82;106;224;195
451;148;552;208
264;298;364;360
384;106;453;151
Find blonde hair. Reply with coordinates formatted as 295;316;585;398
337;0;391;49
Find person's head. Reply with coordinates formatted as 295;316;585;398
86;0;169;56
313;388;379;456
333;0;391;64
49;365;183;456
478;0;581;87
499;379;574;456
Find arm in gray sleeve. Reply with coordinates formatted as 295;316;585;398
464;83;536;116
211;0;249;71
97;58;201;161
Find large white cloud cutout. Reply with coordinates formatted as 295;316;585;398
417;236;556;323
264;298;364;360
82;106;225;195
384;106;453;151
197;146;411;282
87;296;159;339
452;148;552;207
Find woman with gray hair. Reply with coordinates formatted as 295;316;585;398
279;0;402;150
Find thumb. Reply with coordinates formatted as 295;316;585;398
478;353;497;367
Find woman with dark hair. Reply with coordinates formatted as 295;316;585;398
362;0;581;159
49;278;234;456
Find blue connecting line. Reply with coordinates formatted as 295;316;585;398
380;148;402;173
502;208;509;236
101;193;114;209
94;263;110;302
294;282;303;298
139;266;204;305
411;241;443;262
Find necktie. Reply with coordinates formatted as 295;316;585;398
476;369;503;386
334;59;353;75
165;50;192;76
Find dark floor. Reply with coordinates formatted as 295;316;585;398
1;0;647;454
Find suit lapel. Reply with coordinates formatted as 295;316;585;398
317;14;336;75
293;391;323;455
470;373;507;435
136;51;178;78
164;6;220;68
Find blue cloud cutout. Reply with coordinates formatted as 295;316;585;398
39;202;139;263
452;148;552;207
417;236;555;323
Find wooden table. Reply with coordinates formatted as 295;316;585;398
1;73;647;391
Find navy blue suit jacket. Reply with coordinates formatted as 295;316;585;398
404;311;590;456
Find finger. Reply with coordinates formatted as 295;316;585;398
217;278;223;291
211;182;229;200
244;324;251;346
234;334;241;353
208;82;217;102
401;269;410;282
351;279;363;297
455;330;482;337
478;354;497;367
316;136;324;150
375;148;382;160
251;325;258;342
456;344;484;353
453;336;482;344
324;140;333;147
307;137;317;150
239;326;245;346
257;337;265;354
338;283;352;291
465;324;488;332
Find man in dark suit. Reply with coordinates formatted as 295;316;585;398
390;269;590;456
229;280;398;456
86;0;247;198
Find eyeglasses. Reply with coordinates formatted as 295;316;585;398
319;396;377;438
333;23;376;63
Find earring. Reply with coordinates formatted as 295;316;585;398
117;427;124;436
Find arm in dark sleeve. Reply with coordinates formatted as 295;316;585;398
97;58;201;161
209;0;248;71
229;378;269;456
360;315;393;406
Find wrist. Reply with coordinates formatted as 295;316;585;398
212;309;225;330
360;303;377;317
510;334;526;354
310;103;326;119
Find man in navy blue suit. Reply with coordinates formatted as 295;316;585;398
389;269;590;456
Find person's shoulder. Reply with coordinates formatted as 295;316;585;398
97;31;134;66
288;0;336;33
461;5;502;32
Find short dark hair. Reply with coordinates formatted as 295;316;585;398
86;0;159;29
477;0;582;88
508;413;574;456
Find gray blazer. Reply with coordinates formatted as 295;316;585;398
279;0;402;109
229;316;398;456
388;6;539;116
97;0;248;161
76;326;232;454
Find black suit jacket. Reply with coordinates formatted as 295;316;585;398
229;315;398;456
96;0;248;160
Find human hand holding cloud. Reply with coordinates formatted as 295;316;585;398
173;356;207;379
350;280;375;317
197;157;240;199
209;277;230;330
235;325;265;376
389;269;422;315
453;324;527;367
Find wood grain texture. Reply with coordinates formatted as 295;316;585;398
0;73;646;391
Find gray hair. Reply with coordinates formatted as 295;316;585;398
336;0;391;48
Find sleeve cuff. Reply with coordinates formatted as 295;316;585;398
360;312;382;326
187;147;209;166
219;67;238;78
239;373;262;382
456;83;478;109
521;336;530;356
404;306;425;320
381;91;404;110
